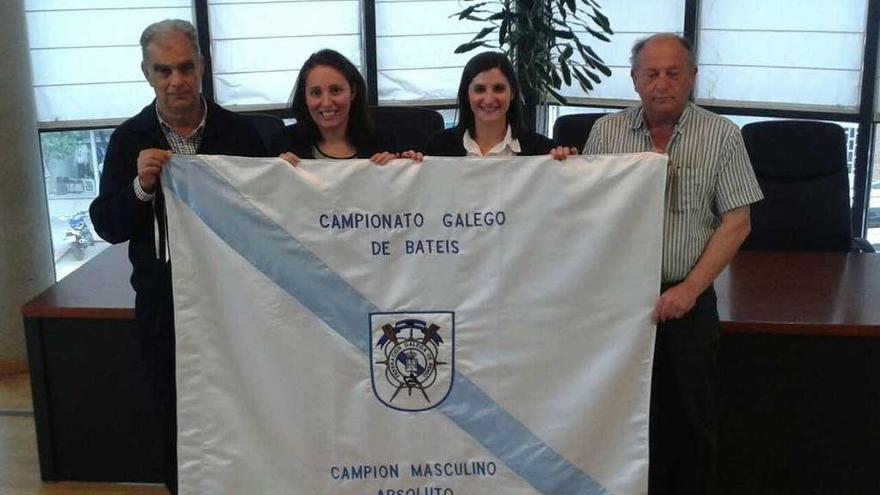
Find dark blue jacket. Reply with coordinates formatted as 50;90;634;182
90;100;267;335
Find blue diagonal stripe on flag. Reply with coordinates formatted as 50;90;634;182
164;156;610;495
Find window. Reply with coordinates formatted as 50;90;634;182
871;30;879;246
376;0;486;103
208;0;362;109
25;0;193;124
876;32;880;121
26;1;195;279
40;129;114;279
870;128;880;247
696;0;869;112
559;1;685;103
21;0;880;275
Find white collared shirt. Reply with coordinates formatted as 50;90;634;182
462;126;521;157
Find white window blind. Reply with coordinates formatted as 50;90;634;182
697;0;868;112
376;0;490;103
25;0;193;124
559;0;685;103
208;0;362;109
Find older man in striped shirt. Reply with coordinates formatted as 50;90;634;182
585;33;763;494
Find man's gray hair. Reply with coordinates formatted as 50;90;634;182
630;33;695;70
140;19;201;62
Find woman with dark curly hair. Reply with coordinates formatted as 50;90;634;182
280;49;413;165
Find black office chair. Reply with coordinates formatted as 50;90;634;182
242;112;288;155
552;113;607;152
740;120;874;252
367;106;444;153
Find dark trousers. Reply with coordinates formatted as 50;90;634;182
138;303;178;495
648;286;720;495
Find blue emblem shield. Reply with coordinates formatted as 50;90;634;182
369;312;454;411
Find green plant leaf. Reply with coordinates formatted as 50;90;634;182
577;45;611;76
452;2;489;20
454;41;489;54
473;26;497;42
572;37;595;65
572;66;595;91
559;45;574;62
591;7;613;33
553;29;575;40
546;86;568;105
550;15;564;27
550;66;562;88
585;26;610;42
560;59;572;85
500;19;509;44
487;11;521;22
555;0;568;21
584;45;605;63
450;0;613;100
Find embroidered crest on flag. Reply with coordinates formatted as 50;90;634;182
370;312;454;411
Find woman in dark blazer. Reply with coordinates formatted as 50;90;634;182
425;52;573;159
280;49;409;165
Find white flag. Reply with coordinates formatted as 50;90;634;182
163;153;668;495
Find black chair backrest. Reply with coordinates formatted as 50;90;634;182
740;120;852;252
552;113;607;152
242;113;287;155
368;106;444;153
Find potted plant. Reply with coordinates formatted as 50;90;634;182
453;0;614;127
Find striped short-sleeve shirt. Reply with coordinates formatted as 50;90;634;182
584;103;764;283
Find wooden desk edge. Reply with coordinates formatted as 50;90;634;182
21;306;880;337
22;307;135;320
20;243;135;321
721;320;880;338
20;247;880;337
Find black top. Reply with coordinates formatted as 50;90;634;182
89;100;268;332
282;123;398;158
424;126;555;157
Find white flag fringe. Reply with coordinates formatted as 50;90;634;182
163;153;668;495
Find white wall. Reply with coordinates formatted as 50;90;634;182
0;0;54;364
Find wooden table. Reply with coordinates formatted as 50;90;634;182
27;248;880;335
716;251;880;337
22;243;135;321
22;243;161;483
21;246;880;492
715;251;880;494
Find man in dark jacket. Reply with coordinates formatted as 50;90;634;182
89;19;266;494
